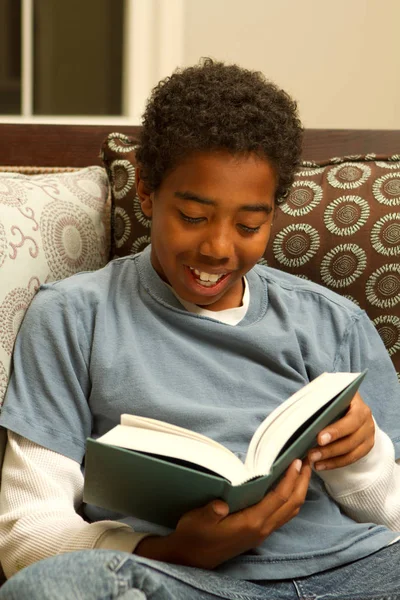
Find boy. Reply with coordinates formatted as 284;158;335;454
0;60;400;600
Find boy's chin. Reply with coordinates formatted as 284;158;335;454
179;286;227;308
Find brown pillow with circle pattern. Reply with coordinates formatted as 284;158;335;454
101;133;400;381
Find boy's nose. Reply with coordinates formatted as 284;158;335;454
199;226;233;261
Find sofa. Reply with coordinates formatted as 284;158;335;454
0;123;399;580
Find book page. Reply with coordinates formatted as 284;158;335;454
98;425;251;485
245;372;360;473
245;373;328;469
120;414;233;456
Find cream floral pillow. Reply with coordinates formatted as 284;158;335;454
0;166;110;404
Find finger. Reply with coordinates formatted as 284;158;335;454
259;461;312;535
317;398;364;446
183;499;230;527
287;460;312;501
237;459;303;527
310;420;375;467
312;440;374;471
273;459;312;504
259;458;311;516
317;394;372;446
267;459;303;505
312;423;368;459
227;459;302;535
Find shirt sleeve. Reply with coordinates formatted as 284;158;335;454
319;423;400;531
333;310;400;459
321;310;400;528
0;432;150;579
0;285;93;463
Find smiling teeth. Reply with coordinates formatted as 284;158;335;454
190;267;225;285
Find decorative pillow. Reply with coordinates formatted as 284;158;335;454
265;154;400;382
101;133;149;258
101;132;400;380
0;166;111;405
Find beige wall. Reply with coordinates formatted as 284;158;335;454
183;0;400;129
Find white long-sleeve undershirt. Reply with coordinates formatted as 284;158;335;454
0;426;400;579
0;432;149;579
317;423;400;532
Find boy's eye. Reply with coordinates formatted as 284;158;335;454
179;211;205;224
238;224;261;233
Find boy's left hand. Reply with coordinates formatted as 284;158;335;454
308;392;375;471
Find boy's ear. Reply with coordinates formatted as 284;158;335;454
135;166;153;217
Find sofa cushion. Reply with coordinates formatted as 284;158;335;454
101;133;150;259
267;155;400;382
101;133;400;380
0;166;111;406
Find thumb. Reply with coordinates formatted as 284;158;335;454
204;500;229;523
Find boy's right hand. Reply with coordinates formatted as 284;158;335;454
135;459;311;569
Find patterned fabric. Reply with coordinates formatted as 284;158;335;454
0;166;111;405
268;155;400;384
100;134;151;257
102;133;400;381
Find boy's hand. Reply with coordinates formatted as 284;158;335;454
135;459;312;569
308;392;375;471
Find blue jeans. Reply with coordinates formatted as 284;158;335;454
1;544;400;600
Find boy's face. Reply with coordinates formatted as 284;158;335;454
137;151;276;311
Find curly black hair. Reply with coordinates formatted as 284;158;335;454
135;58;303;202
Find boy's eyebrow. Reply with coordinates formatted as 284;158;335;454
174;191;273;213
175;191;215;205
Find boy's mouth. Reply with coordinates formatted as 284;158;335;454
187;266;230;288
189;267;226;286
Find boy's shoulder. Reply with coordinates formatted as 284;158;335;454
32;255;141;311
252;263;364;317
43;255;139;291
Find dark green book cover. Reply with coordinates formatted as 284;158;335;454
83;371;366;528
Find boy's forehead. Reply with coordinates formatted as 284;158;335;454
151;151;277;214
161;150;277;190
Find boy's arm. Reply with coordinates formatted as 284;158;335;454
0;431;149;579
317;424;400;531
1;432;311;575
308;310;400;529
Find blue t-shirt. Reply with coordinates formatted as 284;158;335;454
1;245;400;580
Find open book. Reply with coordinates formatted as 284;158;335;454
84;370;366;527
